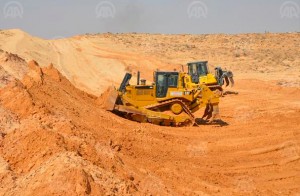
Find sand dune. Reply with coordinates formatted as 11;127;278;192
1;29;299;94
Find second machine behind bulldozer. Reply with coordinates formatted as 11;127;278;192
105;70;221;126
186;61;234;92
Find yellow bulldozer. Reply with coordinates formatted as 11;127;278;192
104;70;221;126
187;61;234;93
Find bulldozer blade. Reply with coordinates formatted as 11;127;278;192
229;77;234;87
114;105;144;115
225;77;230;87
207;104;221;123
202;104;213;120
103;86;118;111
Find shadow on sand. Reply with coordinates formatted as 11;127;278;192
195;118;229;127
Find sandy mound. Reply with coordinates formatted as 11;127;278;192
0;61;138;195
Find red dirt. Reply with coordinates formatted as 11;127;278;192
0;31;299;195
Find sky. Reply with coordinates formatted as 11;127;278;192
0;0;299;39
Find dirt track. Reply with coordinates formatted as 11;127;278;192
0;30;299;195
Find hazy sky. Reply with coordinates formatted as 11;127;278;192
0;0;299;39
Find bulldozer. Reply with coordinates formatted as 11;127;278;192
104;70;221;127
187;61;234;92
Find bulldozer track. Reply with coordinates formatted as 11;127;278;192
113;99;195;127
145;99;195;118
144;99;195;126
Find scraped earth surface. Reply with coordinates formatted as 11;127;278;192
0;29;299;195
